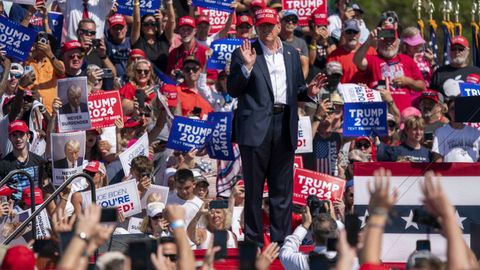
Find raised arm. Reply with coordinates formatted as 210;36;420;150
164;0;176;45
354;28;378;72
217;2;238;39
165;205;196;270
131;0;141;45
186;202;208;245
227;40;255;98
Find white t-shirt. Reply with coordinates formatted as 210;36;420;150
432;124;480;162
327;14;342;35
57;0;114;41
167;192;204;226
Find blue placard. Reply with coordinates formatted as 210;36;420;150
193;0;234;13
48;12;63;44
167;116;215;152
208;38;243;70
116;0;160;16
343;102;387;137
459;82;480;97
153;65;176;86
206;112;235;160
0;16;38;61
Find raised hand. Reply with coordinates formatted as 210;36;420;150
307;73;328;96
239;39;256;70
256;242;280;270
421;171;455;219
368;168;398;212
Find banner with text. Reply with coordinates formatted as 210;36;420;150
119;133;149;176
57;77;91;132
2;0;35;4
167;116;215;152
282;0;326;26
116;0;161;16
339;83;383;103
128;217;143;233
206;112;235;160
343;102;387;137
193;0;234;13
18;207;51;239
296;116;312;154
88;91;123;129
293;168;345;205
48;12;63;44
51;131;86;186
82;180;142;217
0;16;37;61
459;82;480;97
198;7;233;34
208;38;242;70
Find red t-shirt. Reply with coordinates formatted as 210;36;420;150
178;85;213;118
328;45;376;84
364;53;423;113
119;82;156;104
166;42;208;77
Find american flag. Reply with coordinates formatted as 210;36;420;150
314;140;336;176
442;22;451;66
428;20;439;65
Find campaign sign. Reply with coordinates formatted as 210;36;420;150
208;38;242;70
116;0;160;16
0;16;37;61
296;116;312;154
2;0;36;4
198;7;231;34
88;91;123;129
343;102;387;137
293;168;345;205
128;217;143;233
282;0;326;26
18;207;51;239
119;133;149;176
206;112;235;160
193;0;234;13
57;77;91;132
167;116;215;152
339;84;383;103
140;184;169;209
82;180;142;217
294;156;304;169
459;82;480;97
48;12;63;43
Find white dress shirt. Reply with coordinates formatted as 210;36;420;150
241;38;288;105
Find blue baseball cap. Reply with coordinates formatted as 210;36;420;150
342;19;360;33
282;10;298;19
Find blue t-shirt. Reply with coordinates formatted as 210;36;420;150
9;4;44;32
106;36;131;78
384;143;432;162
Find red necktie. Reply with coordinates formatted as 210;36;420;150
82;1;89;19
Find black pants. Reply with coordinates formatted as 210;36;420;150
239;110;294;246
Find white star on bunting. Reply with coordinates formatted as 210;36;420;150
401;210;419;230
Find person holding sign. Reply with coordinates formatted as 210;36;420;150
194;1;238;47
227;8;327;247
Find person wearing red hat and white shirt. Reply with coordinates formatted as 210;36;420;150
430;35;480;98
56;0;114;42
166;16;209;77
131;0;176;73
194;1;238;47
105;13;135;78
0;120;47;202
228;7;327;247
236;14;255;39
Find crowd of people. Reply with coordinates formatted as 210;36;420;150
0;0;479;269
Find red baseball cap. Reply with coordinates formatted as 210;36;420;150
22;187;44;207
451;35;469;48
236;15;254;27
61;40;82;54
250;0;266;9
254;8;279;26
123;116;143;128
310;8;328;26
466;73;480;84
129;48;146;60
196;15;210;25
8;120;29;135
420;90;440;104
1;245;35;270
108;13;127;28
178;16;196;28
84;160;101;173
161;84;178;107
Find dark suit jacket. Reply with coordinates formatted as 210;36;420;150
59;102;89;114
53;157;84;169
227;40;311;148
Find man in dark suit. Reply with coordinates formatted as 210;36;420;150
59;84;88;114
53;140;83;169
227;8;326;246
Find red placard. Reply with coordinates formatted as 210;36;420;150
282;0;327;26
294;155;303;169
198;7;236;35
88;91;123;129
293;168;345;205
